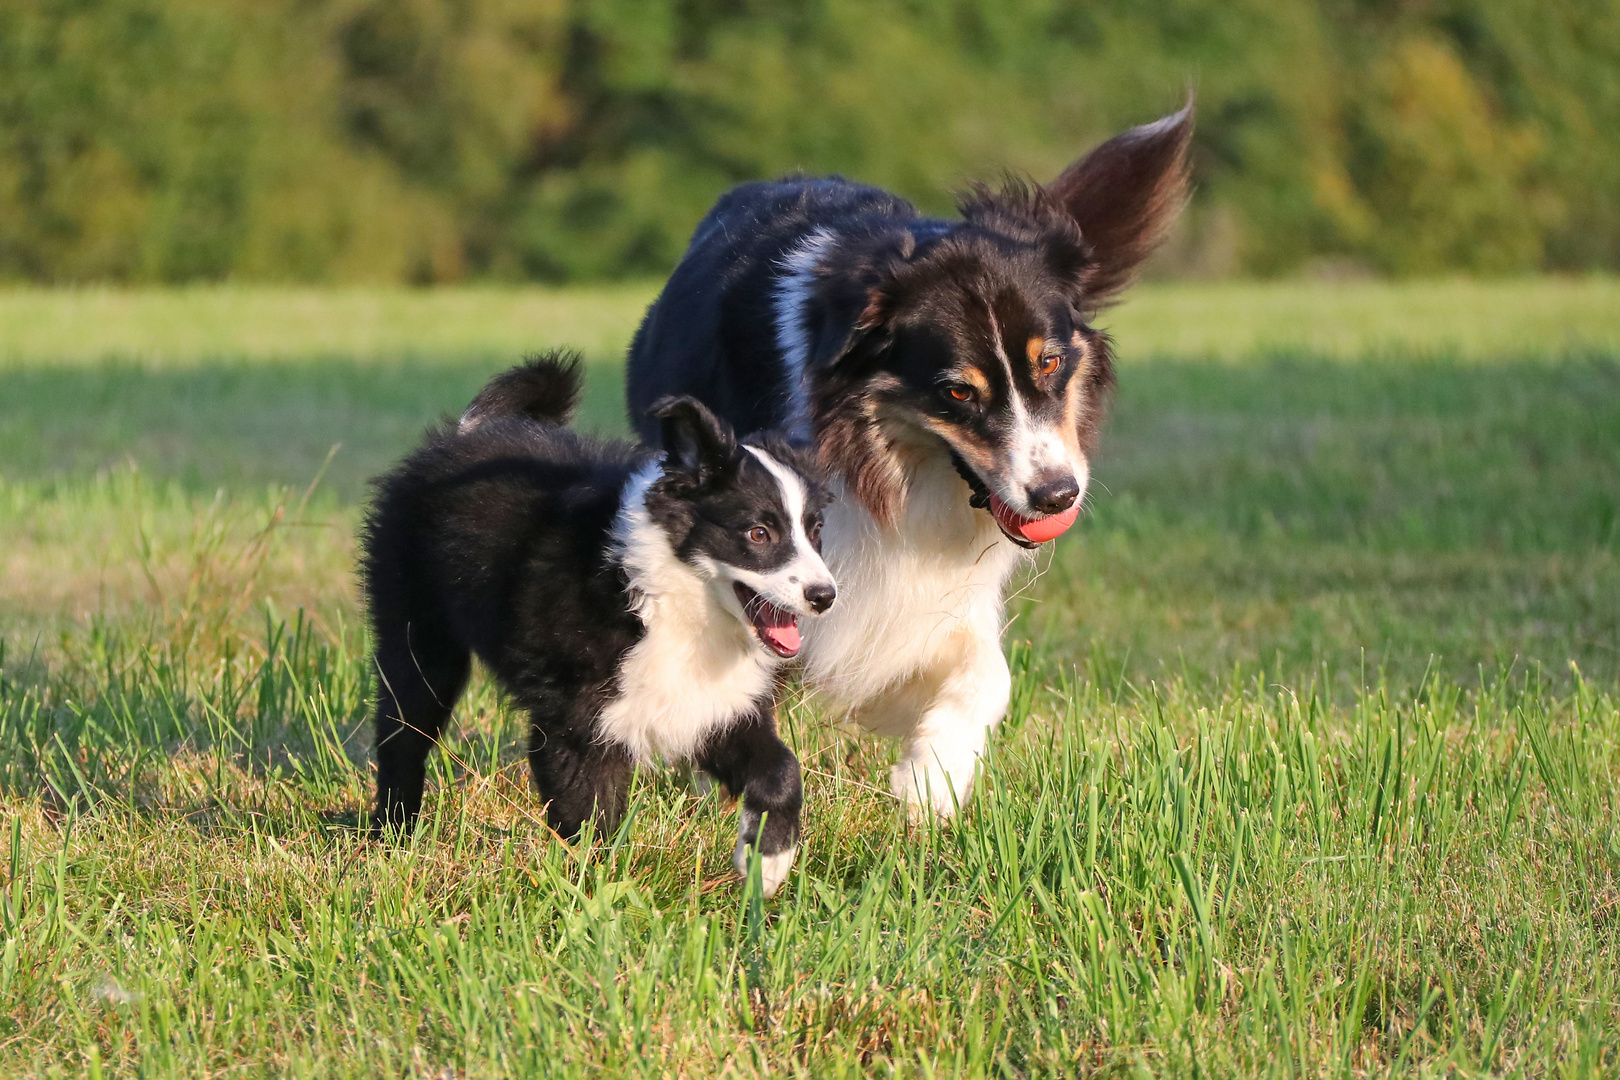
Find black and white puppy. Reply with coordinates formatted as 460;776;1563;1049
361;353;835;896
626;104;1194;817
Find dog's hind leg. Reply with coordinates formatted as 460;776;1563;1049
696;705;803;899
372;620;470;834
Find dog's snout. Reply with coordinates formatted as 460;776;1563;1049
1026;473;1080;515
803;581;836;614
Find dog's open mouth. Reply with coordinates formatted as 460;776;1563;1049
988;495;1081;546
734;583;801;658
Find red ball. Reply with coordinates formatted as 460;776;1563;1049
989;495;1080;544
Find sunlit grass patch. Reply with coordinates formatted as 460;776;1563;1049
3;621;1617;1076
1;280;1618;1075
0;468;357;658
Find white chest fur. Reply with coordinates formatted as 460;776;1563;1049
800;450;1027;727
598;592;775;763
599;464;777;763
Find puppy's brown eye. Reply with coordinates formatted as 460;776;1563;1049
808;519;822;543
947;385;974;402
748;526;771;544
1040;353;1061;376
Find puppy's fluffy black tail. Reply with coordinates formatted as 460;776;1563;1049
458;350;583;434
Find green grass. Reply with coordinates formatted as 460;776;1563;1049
2;281;1618;1077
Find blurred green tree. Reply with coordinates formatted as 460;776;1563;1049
0;0;1614;283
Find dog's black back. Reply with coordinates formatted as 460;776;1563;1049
627;178;917;441
366;417;639;697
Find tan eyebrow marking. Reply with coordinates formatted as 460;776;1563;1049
954;366;992;395
1030;335;1064;377
1026;336;1045;369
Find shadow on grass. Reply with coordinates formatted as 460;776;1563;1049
4;351;1614;543
0;354;633;500
3;350;1617;708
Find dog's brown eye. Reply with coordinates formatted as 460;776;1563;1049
748;526;771;543
808;519;822;543
1040;353;1061;376
947;385;974;402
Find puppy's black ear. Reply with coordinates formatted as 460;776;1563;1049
651;396;737;490
1047;96;1194;306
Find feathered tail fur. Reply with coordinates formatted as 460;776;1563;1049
458;350;583;434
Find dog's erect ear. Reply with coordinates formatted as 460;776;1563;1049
1047;96;1194;307
651;396;738;490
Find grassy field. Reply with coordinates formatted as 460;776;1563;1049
1;280;1618;1076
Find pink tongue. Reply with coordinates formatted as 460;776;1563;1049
989;494;1081;544
750;597;801;656
763;622;801;654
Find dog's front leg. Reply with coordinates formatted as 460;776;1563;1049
889;629;1010;819
695;704;803;898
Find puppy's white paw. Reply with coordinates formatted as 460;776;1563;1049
733;839;798;899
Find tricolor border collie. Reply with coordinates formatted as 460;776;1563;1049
627;103;1194;816
362;353;835;895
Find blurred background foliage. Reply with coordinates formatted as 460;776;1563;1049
1;0;1616;284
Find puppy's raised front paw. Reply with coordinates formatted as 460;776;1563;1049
733;839;798;899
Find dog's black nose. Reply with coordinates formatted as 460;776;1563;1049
1026;473;1080;515
803;582;836;613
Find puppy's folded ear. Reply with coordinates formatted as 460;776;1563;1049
650;396;738;490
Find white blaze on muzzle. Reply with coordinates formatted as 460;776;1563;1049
981;309;1087;517
731;446;835;615
998;393;1087;517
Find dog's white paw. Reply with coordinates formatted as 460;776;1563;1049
733;839;798;898
892;760;971;821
